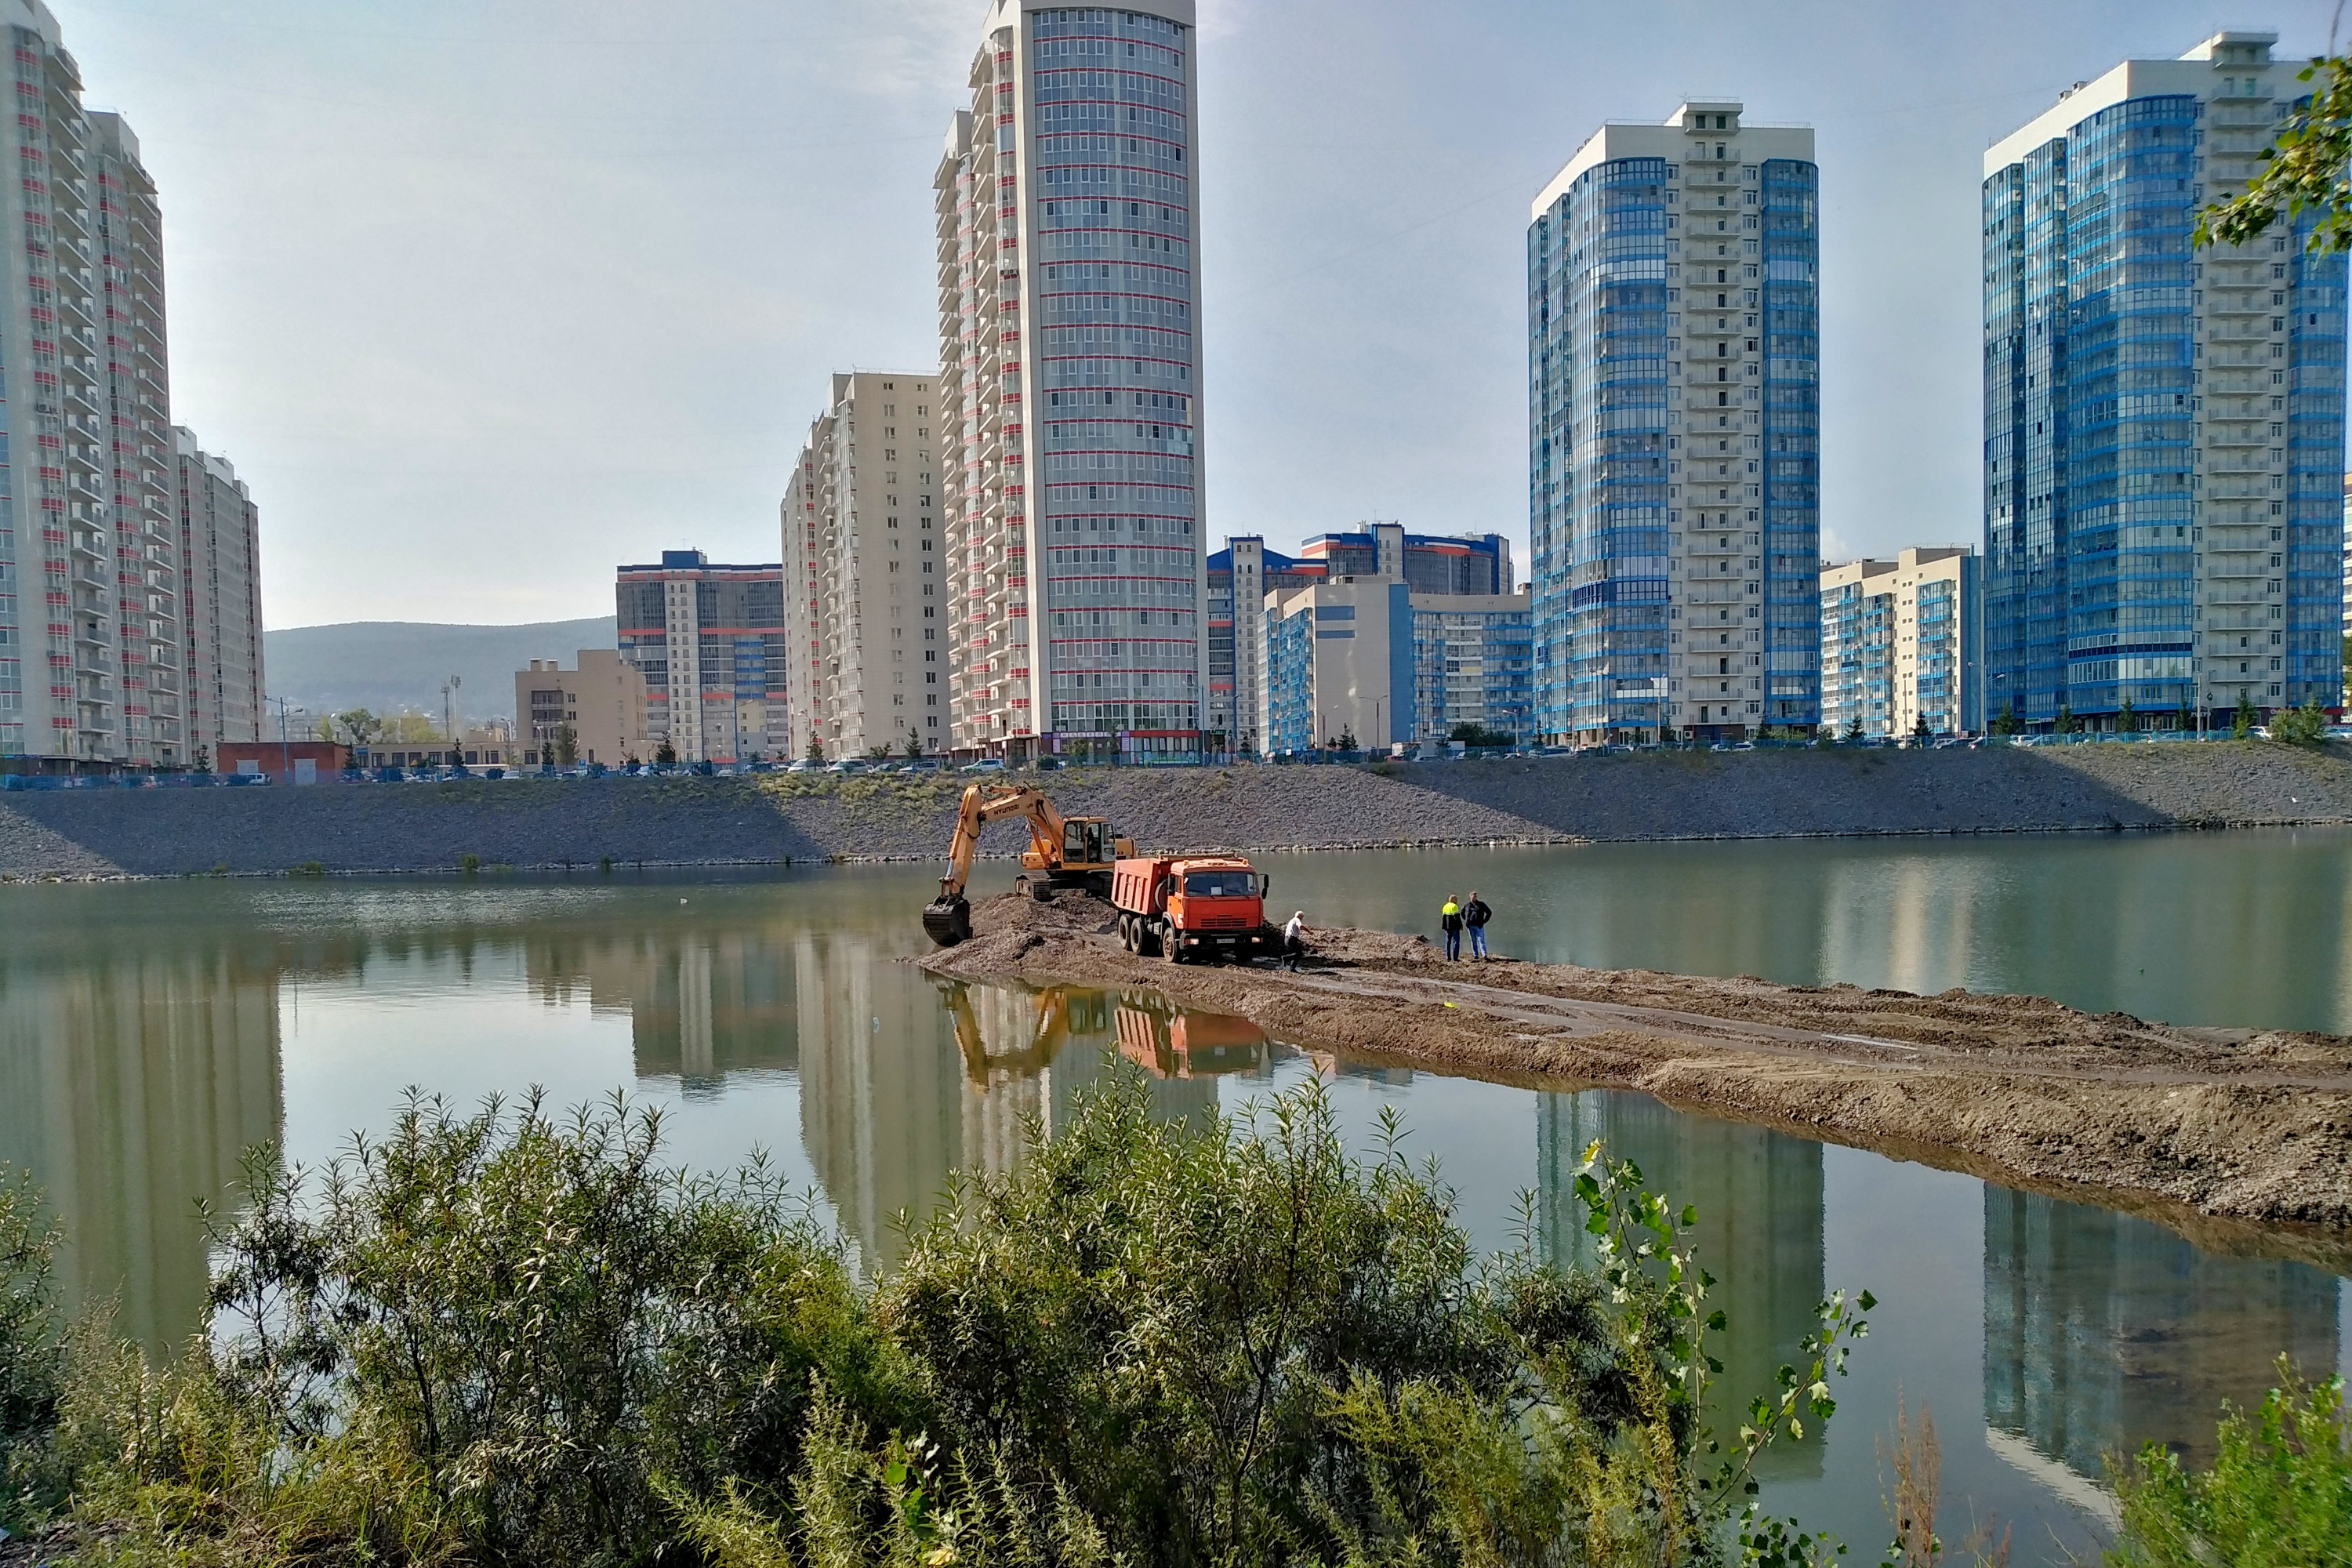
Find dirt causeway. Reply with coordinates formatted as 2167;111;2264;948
920;892;2352;1263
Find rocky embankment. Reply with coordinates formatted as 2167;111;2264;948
2;740;2351;878
921;891;2352;1261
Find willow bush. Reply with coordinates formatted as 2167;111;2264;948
2107;1359;2352;1566
1;1080;1876;1567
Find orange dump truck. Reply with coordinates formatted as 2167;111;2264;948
1110;854;1281;964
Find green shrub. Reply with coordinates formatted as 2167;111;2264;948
0;1169;62;1525
5;1083;1875;1566
2108;1359;2352;1566
2270;700;2330;748
457;854;481;877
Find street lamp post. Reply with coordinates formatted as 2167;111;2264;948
269;696;305;781
441;675;463;767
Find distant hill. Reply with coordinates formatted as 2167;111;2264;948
262;617;619;727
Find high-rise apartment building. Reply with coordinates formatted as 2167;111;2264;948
1205;539;1321;755
1529;100;1822;746
782;372;942;760
934;0;1206;764
615;550;786;764
2339;472;2350;641
1984;33;2347;731
1299;526;1514;596
172;427;262;755
1819;546;1983;739
1411;592;1536;744
0;2;179;771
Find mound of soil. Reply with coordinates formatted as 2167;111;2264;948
919;894;2352;1261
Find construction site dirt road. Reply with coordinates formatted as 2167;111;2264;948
918;891;2352;1269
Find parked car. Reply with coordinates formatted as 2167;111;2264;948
960;758;1007;774
1033;756;1063;771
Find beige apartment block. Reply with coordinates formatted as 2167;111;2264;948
173;427;263;755
1261;578;1412;753
514;650;648;767
1818;547;1983;739
782;372;942;760
935;0;1207;762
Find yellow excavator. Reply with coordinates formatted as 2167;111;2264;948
922;783;1135;947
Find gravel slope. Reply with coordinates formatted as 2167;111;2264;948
2;740;2348;878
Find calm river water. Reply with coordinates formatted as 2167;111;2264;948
4;826;2350;1561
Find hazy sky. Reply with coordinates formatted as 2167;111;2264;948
57;0;2349;628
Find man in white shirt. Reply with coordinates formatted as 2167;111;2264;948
1282;911;1308;971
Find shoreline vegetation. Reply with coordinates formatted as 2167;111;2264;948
0;1086;2339;1566
920;897;2352;1254
0;1084;1882;1566
2;742;2351;880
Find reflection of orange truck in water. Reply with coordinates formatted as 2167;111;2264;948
1110;855;1281;964
1114;997;1269;1079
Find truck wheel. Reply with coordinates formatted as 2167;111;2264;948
1119;914;1135;952
1160;925;1183;964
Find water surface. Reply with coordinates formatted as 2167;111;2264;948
5;829;2350;1562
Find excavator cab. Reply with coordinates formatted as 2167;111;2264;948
1064;820;1105;869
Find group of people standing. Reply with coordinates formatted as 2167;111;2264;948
1438;891;1492;960
1272;892;1497;971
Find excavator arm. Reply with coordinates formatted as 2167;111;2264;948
924;784;1069;946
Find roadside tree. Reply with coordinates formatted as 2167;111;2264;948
2234;693;2259;739
332;709;383;751
2271;699;2329;746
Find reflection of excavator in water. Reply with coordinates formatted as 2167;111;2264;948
936;987;1091;1086
922;784;1135;948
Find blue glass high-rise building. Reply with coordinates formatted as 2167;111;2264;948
1984;32;2347;730
1529;100;1821;744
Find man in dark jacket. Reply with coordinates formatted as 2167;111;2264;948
1463;891;1493;959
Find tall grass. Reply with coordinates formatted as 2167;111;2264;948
0;1080;1882;1566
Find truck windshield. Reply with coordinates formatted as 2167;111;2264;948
1183;871;1256;898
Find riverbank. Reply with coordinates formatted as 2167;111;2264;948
3;739;2350;877
920;891;2352;1261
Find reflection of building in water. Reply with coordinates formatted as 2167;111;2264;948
1983;1189;2340;1479
797;933;965;1276
800;967;1242;1274
523;924;797;1090
1537;1091;1826;1480
0;952;281;1359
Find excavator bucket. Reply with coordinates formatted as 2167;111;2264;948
924;894;972;948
